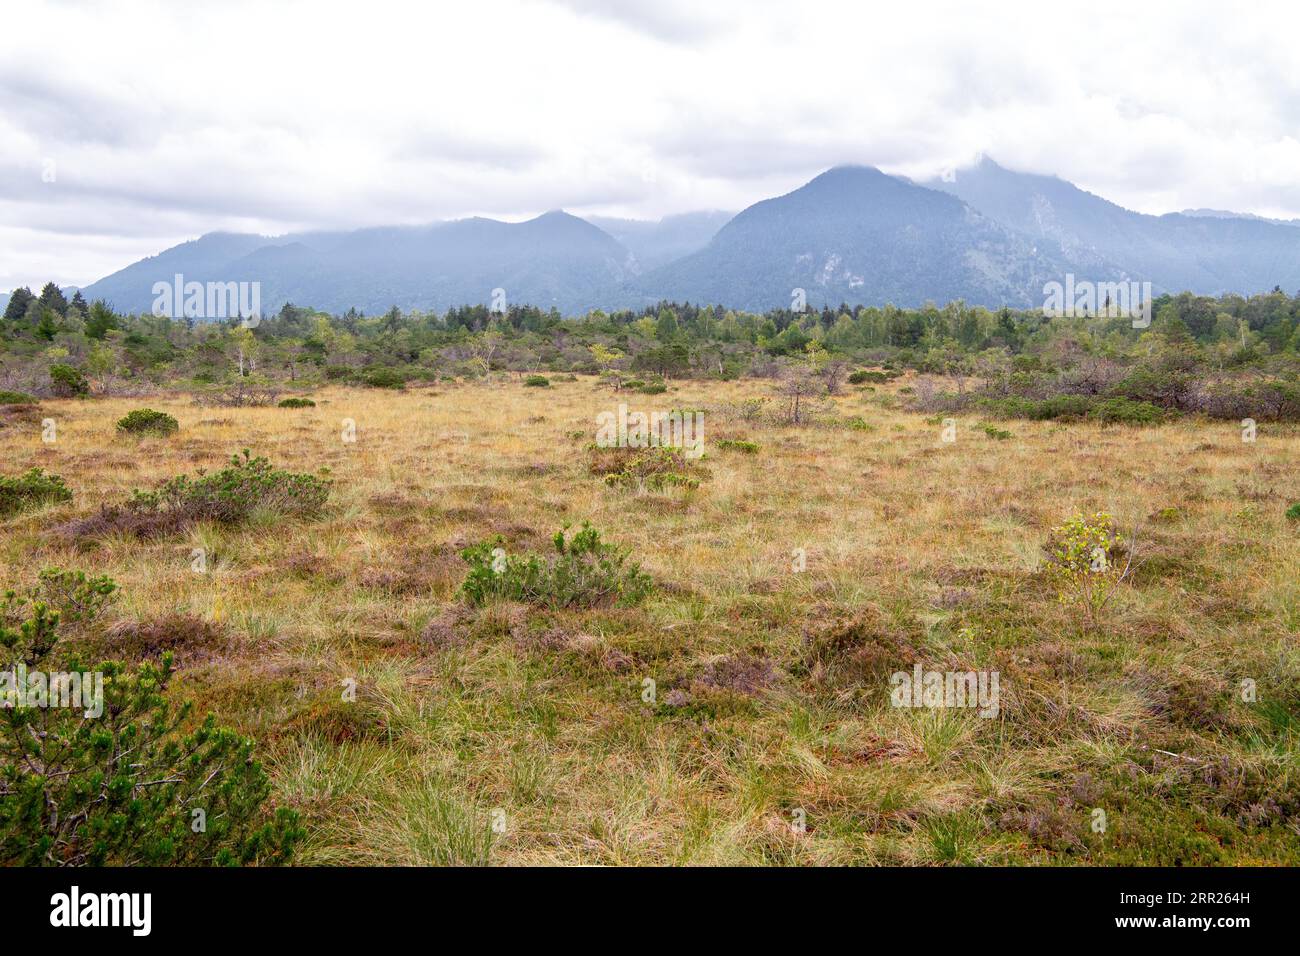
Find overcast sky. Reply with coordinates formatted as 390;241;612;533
5;0;1300;291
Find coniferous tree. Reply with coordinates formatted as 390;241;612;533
3;286;33;322
38;282;68;317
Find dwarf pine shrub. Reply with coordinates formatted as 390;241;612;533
278;397;316;408
0;582;302;865
0;390;36;405
0;468;72;518
130;449;330;525
524;375;550;387
715;438;760;454
64;451;329;539
116;408;180;436
34;568;119;628
460;523;652;609
1286;503;1300;522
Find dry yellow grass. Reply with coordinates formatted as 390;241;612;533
2;376;1298;864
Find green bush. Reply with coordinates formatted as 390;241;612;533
841;416;875;432
278;397;316;408
131;449;330;525
592;445;702;491
1041;511;1130;628
1286;503;1300;522
637;381;668;395
715;438;760;454
0;469;72;518
65;451;330;540
0;582;302;866
0;390;36;405
460;524;652;609
524;375;551;387
1108;369;1192;408
981;424;1012;440
362;367;407;389
849;370;888;385
48;364;89;397
978;395;1093;421
1088;397;1167;425
116;408;179;436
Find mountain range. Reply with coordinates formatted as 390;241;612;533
67;158;1300;317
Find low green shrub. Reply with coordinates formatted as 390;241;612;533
849;370;888;385
0;581;302;865
979;393;1169;425
0;469;72;517
981;424;1012;440
637;382;668;395
130;449;330;524
49;364;89;397
63;450;329;539
1286;503;1300;522
978;395;1092;421
841;416;875;431
590;445;702;491
1041;511;1132;628
1088;397;1167;425
715;438;760;454
362;367;407;389
116;408;179;436
459;523;652;609
278;397;316;408
524;375;550;387
0;390;36;405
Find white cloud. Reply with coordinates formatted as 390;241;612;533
4;0;1300;289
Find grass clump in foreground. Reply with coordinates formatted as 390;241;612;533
0;577;302;866
0;468;72;518
64;449;330;539
116;408;180;437
460;523;653;609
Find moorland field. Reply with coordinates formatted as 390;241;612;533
2;375;1298;865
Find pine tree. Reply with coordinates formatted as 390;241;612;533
38;282;68;317
3;287;33;322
